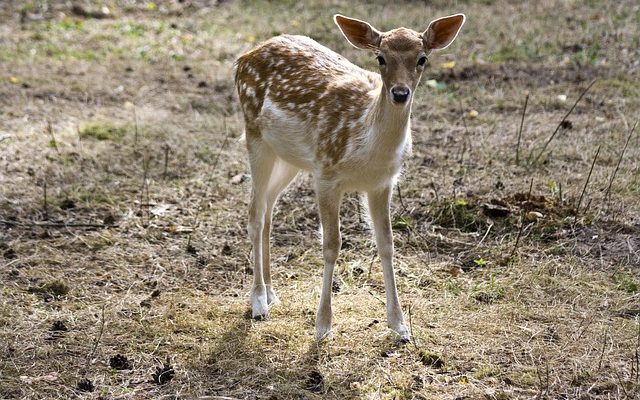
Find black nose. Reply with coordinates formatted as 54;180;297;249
391;86;410;103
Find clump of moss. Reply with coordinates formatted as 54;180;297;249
614;274;638;293
29;280;70;300
418;350;444;369
471;276;505;303
79;122;127;141
431;197;486;233
474;364;502;379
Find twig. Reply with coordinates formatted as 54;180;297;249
597;326;609;372
162;144;170;180
396;184;407;214
0;219;118;228
43;180;48;219
575;145;601;216
515;92;529;165
558;181;563;204
367;290;385;306
139;154;151;226
531;79;596;165
527;178;534;201
457;98;469;164
87;304;106;367
368;252;376;279
430;181;439;203
133;107;139;148
604;120;637;204
508;216;526;262
477;223;493;247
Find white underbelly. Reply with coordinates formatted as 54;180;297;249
257;95;316;170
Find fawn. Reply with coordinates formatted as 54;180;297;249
235;13;465;341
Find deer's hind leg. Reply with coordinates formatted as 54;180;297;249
247;134;277;319
262;158;299;306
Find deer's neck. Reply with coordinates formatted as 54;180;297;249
366;87;412;154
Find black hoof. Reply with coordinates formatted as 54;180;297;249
252;313;267;321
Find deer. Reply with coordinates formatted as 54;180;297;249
234;13;465;341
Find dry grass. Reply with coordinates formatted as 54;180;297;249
1;0;639;399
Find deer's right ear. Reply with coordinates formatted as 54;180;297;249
334;14;381;50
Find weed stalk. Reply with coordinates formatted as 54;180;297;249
604;119;637;204
530;79;596;165
575;145;600;216
515;91;529;165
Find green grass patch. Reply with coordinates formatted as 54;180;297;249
474;364;502;379
614;274;638;293
471;275;505;303
79;122;128;141
417;349;445;369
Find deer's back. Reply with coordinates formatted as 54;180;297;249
235;35;380;125
235;35;381;168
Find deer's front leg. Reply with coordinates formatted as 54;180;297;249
315;183;343;341
367;185;410;341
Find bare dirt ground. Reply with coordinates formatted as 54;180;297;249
1;1;639;399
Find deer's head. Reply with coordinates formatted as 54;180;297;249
334;13;465;106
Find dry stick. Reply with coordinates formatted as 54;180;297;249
162;145;170;180
367;252;376;279
42;179;48;219
508;216;526;262
139;155;151;226
396;184;407;214
604;119;638;204
133;107;139;148
87;304;106;368
527;177;534;201
558;181;563;204
531;79;597;165
575;145;601;216
515;92;529;165
457;98;469;164
597;325;609;372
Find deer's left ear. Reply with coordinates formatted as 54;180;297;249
334;14;382;50
423;14;465;51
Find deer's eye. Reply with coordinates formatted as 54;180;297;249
376;55;386;66
417;56;427;67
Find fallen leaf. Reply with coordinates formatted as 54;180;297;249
150;203;171;216
9;76;20;84
440;61;456;69
557;94;567;102
468;109;479;118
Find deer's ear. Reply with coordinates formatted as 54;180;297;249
334;14;381;50
423;14;465;51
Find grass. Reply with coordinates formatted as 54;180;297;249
1;0;639;399
79;122;128;141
